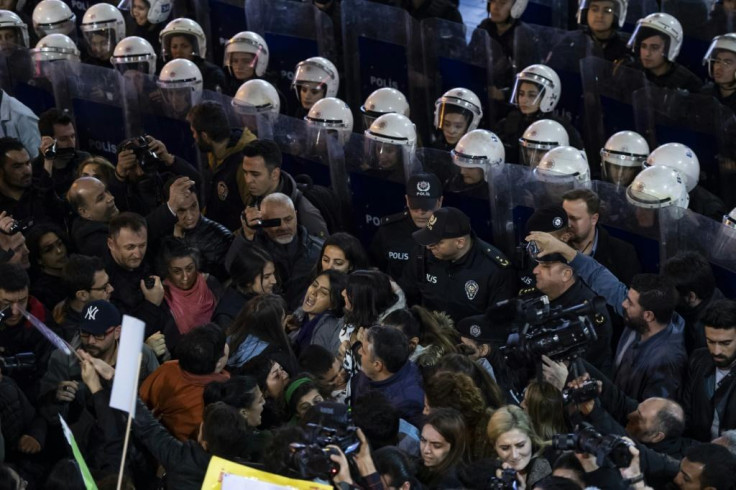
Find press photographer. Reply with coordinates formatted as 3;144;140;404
110;134;200;216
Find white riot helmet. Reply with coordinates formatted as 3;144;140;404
627;165;689;209
306;97;354;146
577;0;628;29
111;36;157;75
643;142;699;193
534;146;591;184
81;4;125;60
487;0;529;19
519;119;569;168
433;87;483;133
627;13;683;61
157;58;203;110
360;88;410;129
292;56;339;103
147;0;173;24
232;79;280;117
703;34;736;81
32;0;75;37
600;130;649;187
0;10;29;49
224;31;269;78
451;129;504;176
31;33;80;62
510;64;561;113
160;17;206;61
723;207;736;230
364;113;417;172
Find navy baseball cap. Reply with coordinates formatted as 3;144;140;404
412;207;471;246
455;314;510;344
80;300;122;335
406;173;442;210
525;205;569;235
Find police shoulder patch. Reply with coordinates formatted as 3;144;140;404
482;244;511;268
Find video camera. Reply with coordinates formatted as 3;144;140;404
488;468;518;489
0;218;33;235
498;295;606;367
118;135;161;172
552;423;633;468
561;379;599;406
289;402;360;480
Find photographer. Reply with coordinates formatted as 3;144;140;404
33;109;90;196
110;134;199;216
0;210;30;268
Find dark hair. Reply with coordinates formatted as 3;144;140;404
158;236;200;278
62;254;104;298
352;390;400;449
316;232;370;274
366;325;409;373
229;246;276;293
44;458;86;490
384;305;458;355
108;212;147;239
284;375;319;418
0;137;26;168
263;425;308;477
202;402;252;459
242;139;283;171
229;294;293;358
684;443;736;489
425;371;488;425
533;475;584;490
373;447;420;489
561;188;600;215
629;274;678;324
435;353;504;409
38;108;75;137
187;101;230;142
523;380;568;440
77;155;116;184
422;408;467;476
237;354;277;393
552;451;586;482
25;223;69;270
298;344;334;377
203;375;259;411
0;262;29;292
637;27;670;56
663;251;716;302
344;270;397;327
309;269;347;316
702;299;736;331
654;399;685;440
176;323;227;375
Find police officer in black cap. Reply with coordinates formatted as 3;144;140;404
526;244;613;376
370;172;443;281
518;205;571;295
400;207;516;322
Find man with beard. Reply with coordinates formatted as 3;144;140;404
66;176;119;257
681;299;736;442
525;230;687;401
39;300;159;465
0;137;62;224
33;109;90;196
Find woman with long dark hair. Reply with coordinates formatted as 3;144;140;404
417;407;467;489
26;223;70;310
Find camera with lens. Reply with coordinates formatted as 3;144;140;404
498;295;606;368
1;218;33;235
289;402;360;480
488;468;517;489
43;139;57;160
552;423;633;468
118;135;161;172
561;379;599;406
0;352;36;374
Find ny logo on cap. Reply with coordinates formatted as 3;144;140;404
85;306;99;321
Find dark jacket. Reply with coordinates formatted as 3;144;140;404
351;360;425;429
547;29;629;66
593;225;641;286
400;235;517;322
681;347;736;442
212;288;257;332
405;0;462;23
642;61;703;92
179;216;233;281
701;81;736;114
0;376;47;463
203;129;256;232
70;216;109;257
29;270;65;311
370;210;418;281
194;57;226;93
689;184;727;222
679;288;725;355
31;149;91;197
0;168;64;224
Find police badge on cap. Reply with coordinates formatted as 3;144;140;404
406;172;442;211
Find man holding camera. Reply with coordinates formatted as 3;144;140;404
33;109;90;196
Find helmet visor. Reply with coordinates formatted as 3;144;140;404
510;79;544;113
114;60;153;76
159;86;198;116
163;34;199;61
519;139;558;168
626;185;672;208
601;160;641;186
83;29;115;60
362;138;409;180
226;51;257;80
35;19;76;38
0;26;26;52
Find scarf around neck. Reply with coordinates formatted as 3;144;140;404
164;273;217;335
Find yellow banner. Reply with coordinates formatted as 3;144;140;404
202;456;333;490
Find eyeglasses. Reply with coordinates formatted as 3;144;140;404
79;326;114;341
89;281;112;292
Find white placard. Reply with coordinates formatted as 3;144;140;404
109;315;145;416
221;473;295;490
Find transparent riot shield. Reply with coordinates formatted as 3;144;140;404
581;56;649;170
622;0;659;33
204;0;246;66
512;23;569;76
660;207;736;297
246;0;336;108
46;61;125;163
518;0;572;29
340;0;426;137
0;48;55;115
632;88;730;197
421;19;495;126
661;0;711;78
417;146;495;243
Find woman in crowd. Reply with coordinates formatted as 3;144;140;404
487;405;552;489
77;156;116;186
237;354;292;430
126;0;167;55
213;246;277;330
382;305;458;368
288;269;347;355
435;353;505;410
521;380;569;441
26;223;70;310
313;232;371;276
417;407;467;489
284;375;324;423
